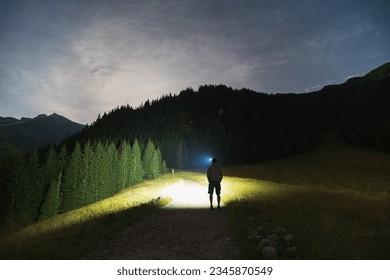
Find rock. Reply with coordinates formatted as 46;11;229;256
262;246;277;259
272;226;287;236
256;225;265;235
259;238;271;248
255;234;263;240
268;234;278;241
285;247;297;259
283;234;296;247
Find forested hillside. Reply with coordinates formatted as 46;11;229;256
65;85;326;168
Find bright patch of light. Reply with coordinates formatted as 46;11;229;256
160;180;215;208
197;154;213;167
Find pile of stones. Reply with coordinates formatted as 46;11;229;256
252;225;303;260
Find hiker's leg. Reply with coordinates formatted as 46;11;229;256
209;194;213;206
217;194;221;207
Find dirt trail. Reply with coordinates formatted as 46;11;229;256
83;180;241;259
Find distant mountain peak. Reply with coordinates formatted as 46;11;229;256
34;114;48;120
0;113;85;152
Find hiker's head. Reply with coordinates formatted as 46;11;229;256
212;158;217;164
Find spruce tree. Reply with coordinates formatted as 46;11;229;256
38;180;60;221
130;139;144;185
61;142;83;213
142;139;155;179
161;159;168;174
107;142;120;193
82;141;95;205
118;140;132;189
149;149;161;179
155;147;163;175
94;141;109;200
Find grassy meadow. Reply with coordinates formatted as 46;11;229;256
184;131;390;259
1;131;389;259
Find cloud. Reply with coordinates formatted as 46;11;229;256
1;0;389;123
30;0;263;123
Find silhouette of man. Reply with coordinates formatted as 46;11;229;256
207;158;223;210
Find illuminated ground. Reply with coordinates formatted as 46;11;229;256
160;179;223;209
84;180;240;259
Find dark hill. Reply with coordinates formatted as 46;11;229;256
0;113;85;152
64;62;390;168
65;86;326;168
313;62;390;151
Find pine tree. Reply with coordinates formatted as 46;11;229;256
162;160;168;174
118;140;132;189
156;147;164;174
82;141;95;204
38;180;60;221
107;142;119;194
61;142;83;213
149;149;161;179
42;146;59;189
142;139;156;179
130;139;144;185
94;141;109;200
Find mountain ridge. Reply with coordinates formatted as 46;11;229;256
0;113;85;152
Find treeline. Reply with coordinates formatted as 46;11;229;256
65;85;326;168
0;137;167;231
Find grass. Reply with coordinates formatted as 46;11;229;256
0;174;180;259
182;131;390;259
223;131;390;193
1;131;389;260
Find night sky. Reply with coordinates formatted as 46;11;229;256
1;0;389;124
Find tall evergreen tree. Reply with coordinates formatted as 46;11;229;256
61;142;83;213
94;141;110;200
106;142;120;194
155;147;163;175
129;139;144;185
118;140;132;189
38;180;60;221
142;139;156;179
82;141;95;205
149;149;161;179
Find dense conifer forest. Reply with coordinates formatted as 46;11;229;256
0;137;167;230
0;62;389;231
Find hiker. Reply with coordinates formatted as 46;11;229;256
207;158;223;210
